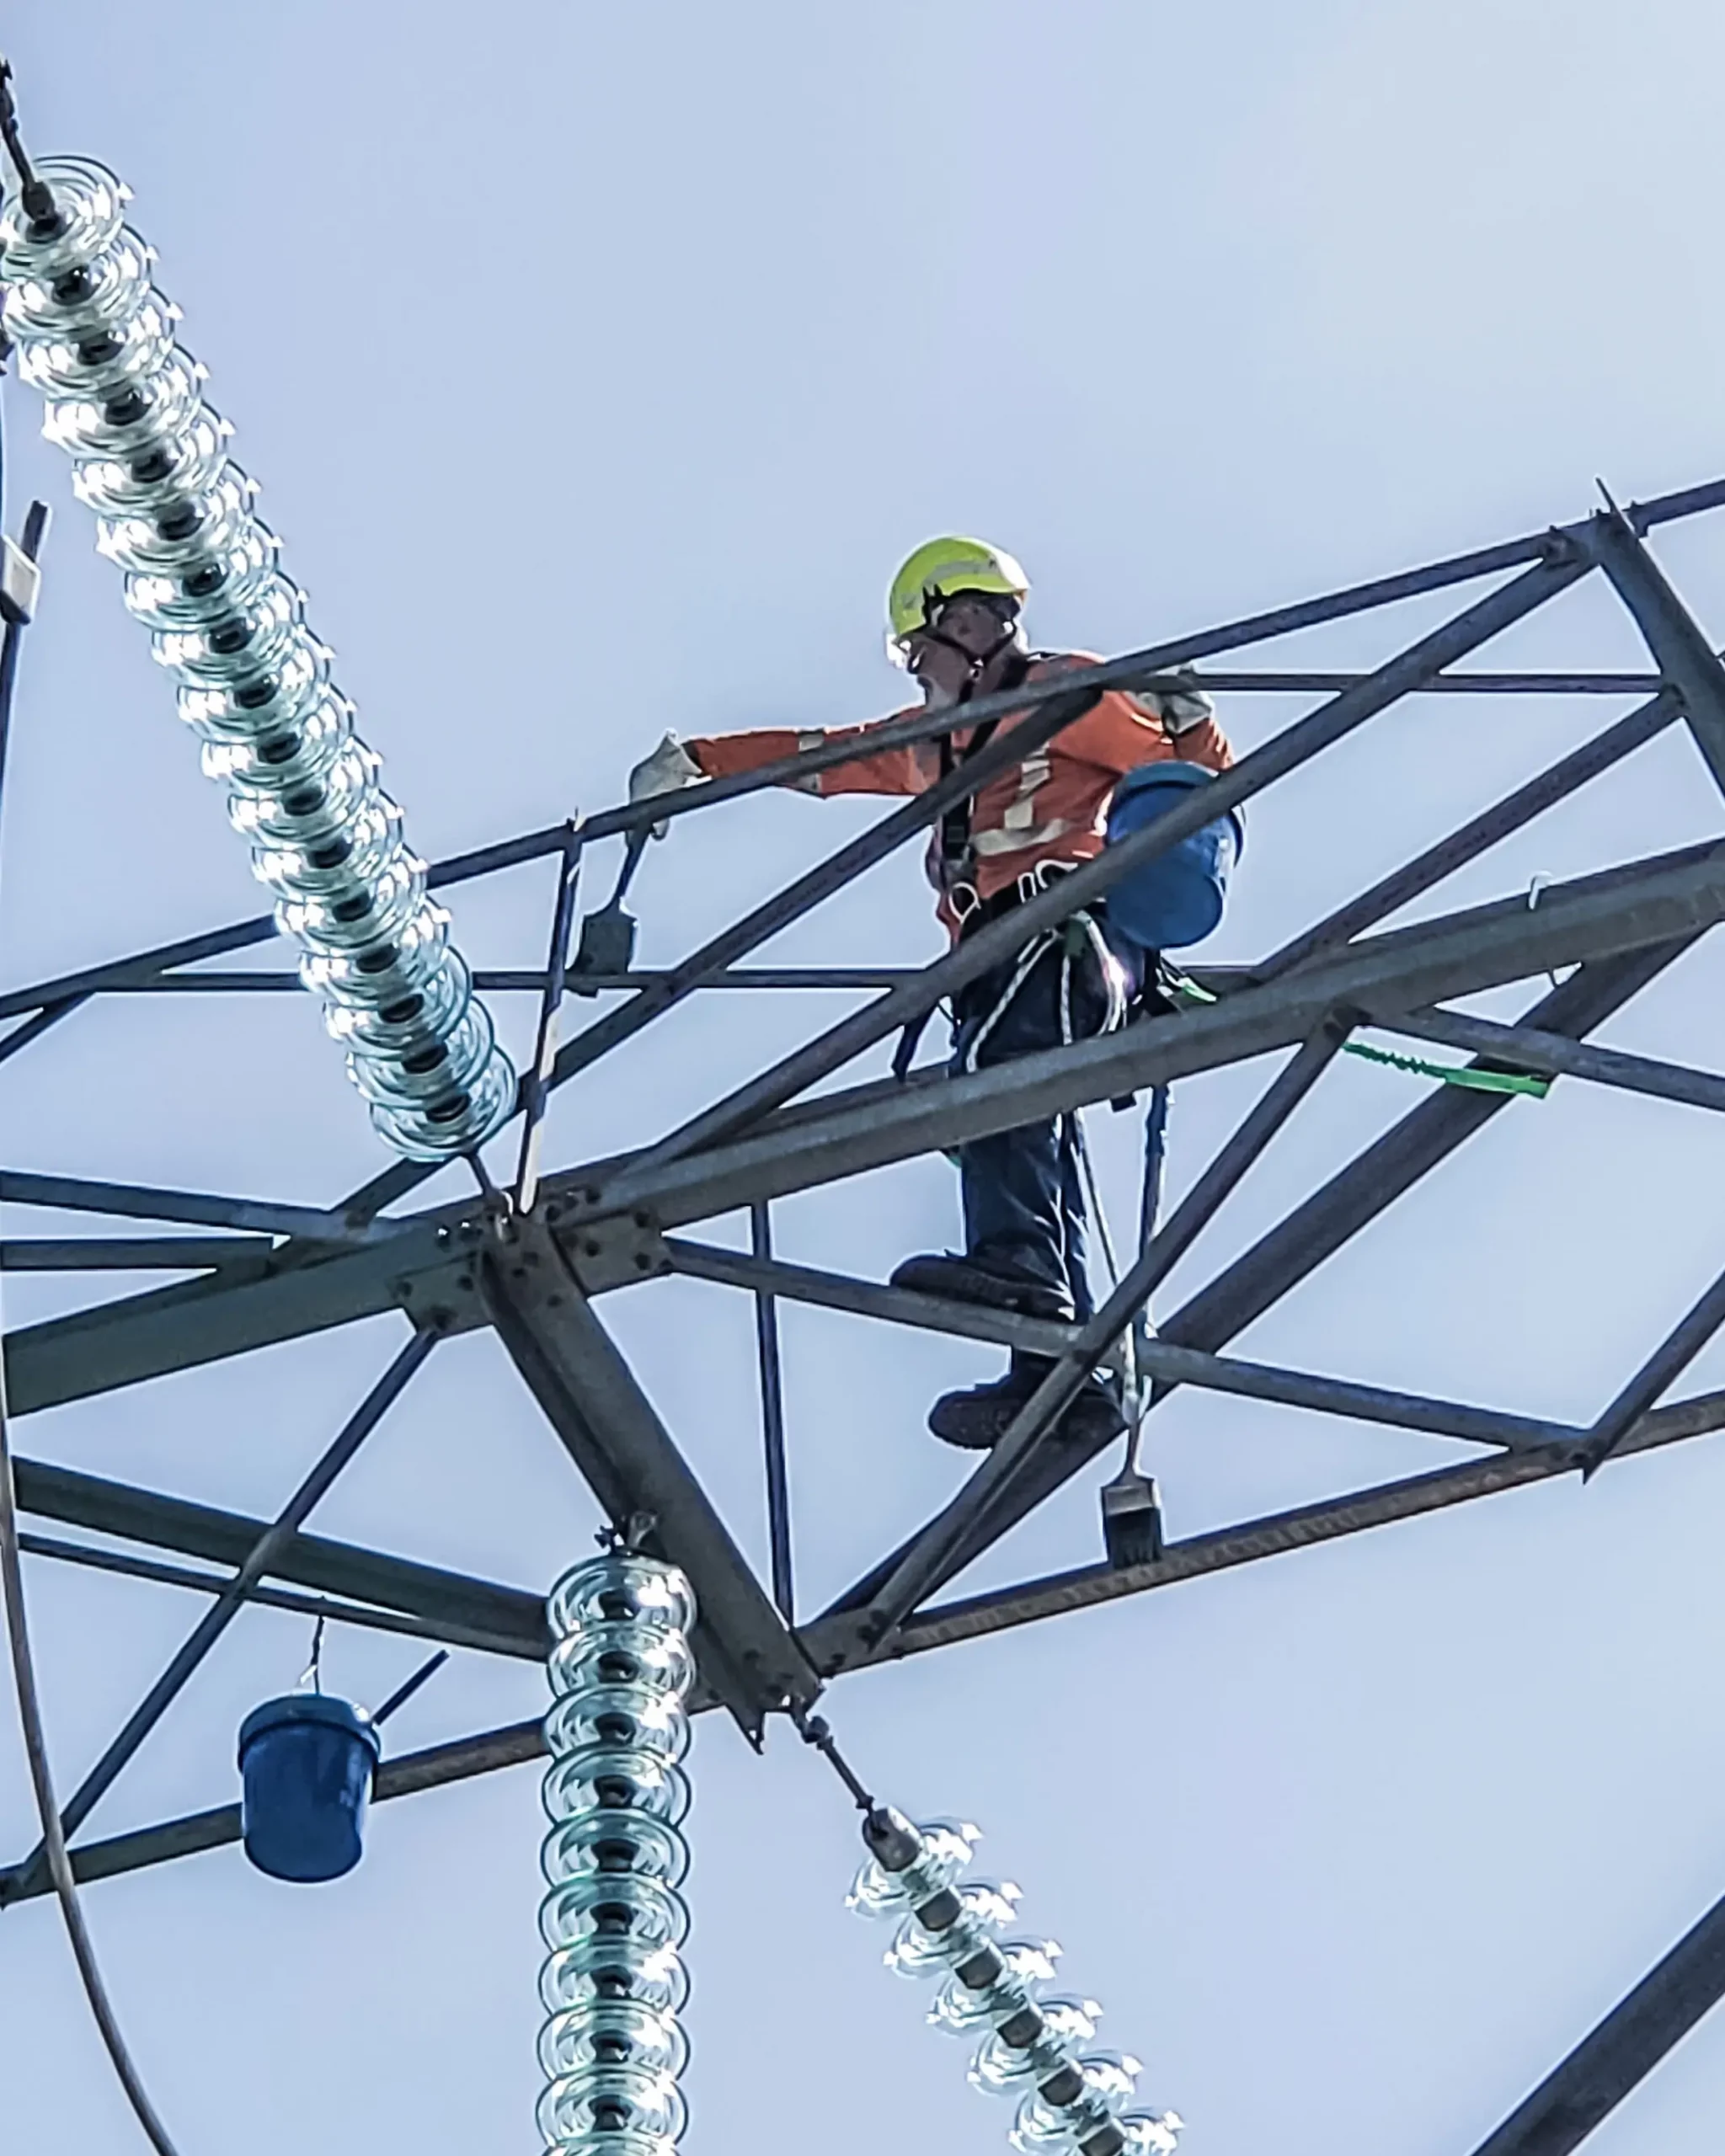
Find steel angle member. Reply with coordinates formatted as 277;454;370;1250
478;1216;818;1737
1581;503;1725;794
9;1453;548;1645
571;846;1725;1234
10;846;1723;1425
822;939;1700;1630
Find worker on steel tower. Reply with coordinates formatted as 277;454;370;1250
628;538;1233;1449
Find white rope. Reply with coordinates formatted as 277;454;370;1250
1071;1117;1145;1432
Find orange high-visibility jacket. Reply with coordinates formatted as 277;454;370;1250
687;653;1233;938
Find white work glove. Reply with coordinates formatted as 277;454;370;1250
628;731;704;837
1155;670;1216;734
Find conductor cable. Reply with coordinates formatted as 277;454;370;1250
0;323;184;2151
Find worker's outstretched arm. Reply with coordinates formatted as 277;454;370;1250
685;713;934;798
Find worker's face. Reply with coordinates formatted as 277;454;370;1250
905;594;1022;707
906;632;975;709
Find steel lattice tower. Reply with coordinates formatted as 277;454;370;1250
5;99;1725;2156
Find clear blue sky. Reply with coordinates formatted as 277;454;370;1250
5;3;1725;2151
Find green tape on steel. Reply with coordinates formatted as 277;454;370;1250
1343;1039;1550;1098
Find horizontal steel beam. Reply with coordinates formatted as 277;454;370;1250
576;845;1725;1231
819;1383;1725;1671
1194;671;1660;694
8;476;1720;1033
2;1235;470;1417
19;1379;1725;1906
0;1169;386;1245
10;1454;547;1649
4;845;1720;1422
51;969;927;995
0;1236;275;1271
16;1531;537;1657
664;1238;1571;1449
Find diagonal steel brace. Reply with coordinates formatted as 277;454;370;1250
478;1215;819;1738
1583;502;1725;794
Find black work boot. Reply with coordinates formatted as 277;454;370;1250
928;1358;1127;1451
889;1251;1075;1323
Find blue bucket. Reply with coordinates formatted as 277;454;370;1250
238;1694;382;1883
1103;760;1243;952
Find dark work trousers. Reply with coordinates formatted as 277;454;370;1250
951;914;1168;1323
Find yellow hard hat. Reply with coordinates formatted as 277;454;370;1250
886;536;1030;648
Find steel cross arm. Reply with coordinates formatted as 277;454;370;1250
0;494;1546;1052
1583;503;1725;792
632;552;1592;1172
0;827;587;1027
0;1236;276;1271
0;1168;392;1245
0;1232;473;1416
820;1381;1725;1673
2;844;1717;1423
0;690;1664;1032
87;967;932;994
478;1215;820;1737
580;467;1714;848
29;1379;1725;1909
574;843;1725;1231
1372;1006;1725;1117
821;940;1694;1622
1192;671;1661;694
3;477;1719;1041
14;1532;538;1657
192;517;1646;1229
1466;1887;1725;2156
8;1454;547;1648
1159;942;1700;1363
665;1236;1576;1449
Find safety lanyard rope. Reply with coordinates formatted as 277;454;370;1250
1160;974;1550;1100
